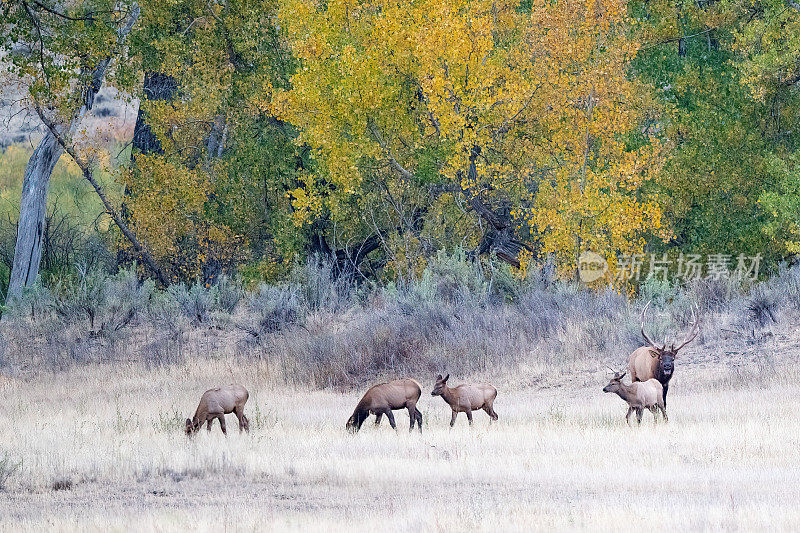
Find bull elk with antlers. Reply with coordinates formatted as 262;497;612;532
629;302;700;408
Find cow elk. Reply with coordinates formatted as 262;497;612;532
346;378;424;433
431;374;498;427
185;384;250;436
603;371;667;425
629;301;700;408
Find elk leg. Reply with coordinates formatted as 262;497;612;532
406;403;417;432
625;407;634;425
466;410;473;426
241;414;250;432
649;406;659;423
635;408;643;425
374;413;383;426
662;383;669;409
206;418;214;431
235;407;247;432
483;405;498;422
384;409;397;430
218;414;227;435
450;411;457;427
660;405;668;423
415;409;423;433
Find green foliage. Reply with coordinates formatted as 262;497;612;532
631;0;800;265
120;0;302;282
760;153;800;254
218;116;307;261
0;0;137;107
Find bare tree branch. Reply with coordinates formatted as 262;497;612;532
28;0;123;22
34;103;168;286
367;121;419;182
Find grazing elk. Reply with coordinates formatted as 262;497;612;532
185;384;250;436
629;301;700;408
431;374;498;427
346;378;423;433
603;371;667;425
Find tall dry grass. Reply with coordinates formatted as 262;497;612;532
1;349;800;531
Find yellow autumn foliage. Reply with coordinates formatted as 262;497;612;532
274;0;669;276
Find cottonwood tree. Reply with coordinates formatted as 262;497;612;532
0;0;157;302
273;0;669;277
631;0;800;261
727;0;800;255
120;0;299;282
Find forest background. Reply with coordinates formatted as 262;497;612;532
0;0;798;301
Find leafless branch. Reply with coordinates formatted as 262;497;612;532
367;120;419;182
34;103;168;286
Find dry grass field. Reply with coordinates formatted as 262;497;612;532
2;263;799;531
2;336;800;532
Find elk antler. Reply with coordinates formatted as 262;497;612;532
673;306;700;352
640;301;663;350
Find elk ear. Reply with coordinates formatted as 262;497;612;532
649;349;659;358
443;374;449;382
435;373;442;381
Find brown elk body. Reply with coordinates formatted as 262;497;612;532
346;379;423;433
185;384;250;436
431;374;498;427
629;302;700;408
603;372;667;425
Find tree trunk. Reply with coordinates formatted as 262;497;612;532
6;133;63;301
120;72;177;267
460;146;532;268
6;3;140;304
309;232;382;279
131;72;178;156
34;106;168;287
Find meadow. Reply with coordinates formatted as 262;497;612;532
1;263;799;531
1;352;800;531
